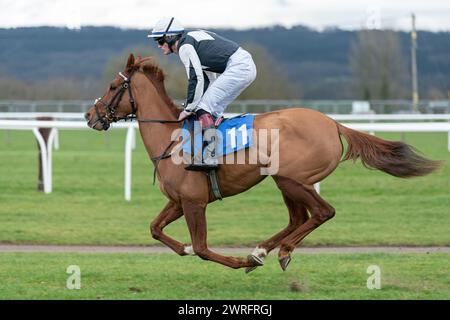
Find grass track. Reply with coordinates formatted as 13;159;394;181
0;130;449;246
1;129;449;300
0;252;448;299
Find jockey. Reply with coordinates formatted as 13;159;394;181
148;17;257;170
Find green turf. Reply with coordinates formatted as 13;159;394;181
0;130;449;246
0;252;448;299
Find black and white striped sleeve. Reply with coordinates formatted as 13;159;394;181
178;44;204;112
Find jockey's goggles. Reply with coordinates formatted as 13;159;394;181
154;37;165;46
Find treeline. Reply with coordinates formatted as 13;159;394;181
0;77;101;100
0;26;448;100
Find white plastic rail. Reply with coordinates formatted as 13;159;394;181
0;119;449;200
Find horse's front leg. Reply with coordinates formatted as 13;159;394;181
150;201;192;256
182;199;261;269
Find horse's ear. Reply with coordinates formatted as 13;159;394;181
126;54;135;68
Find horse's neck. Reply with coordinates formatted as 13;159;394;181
135;86;179;159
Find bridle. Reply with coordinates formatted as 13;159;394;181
92;67;186;183
93;70;137;130
93;68;183;129
91;64;223;200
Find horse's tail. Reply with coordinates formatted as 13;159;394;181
336;122;443;178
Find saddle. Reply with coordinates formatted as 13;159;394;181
182;113;254;201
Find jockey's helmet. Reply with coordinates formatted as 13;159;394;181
147;17;184;45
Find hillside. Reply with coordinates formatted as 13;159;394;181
0;26;449;99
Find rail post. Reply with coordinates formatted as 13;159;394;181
35;116;53;192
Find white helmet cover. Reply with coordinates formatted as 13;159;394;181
147;17;184;38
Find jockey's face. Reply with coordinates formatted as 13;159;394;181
156;39;178;55
158;41;172;55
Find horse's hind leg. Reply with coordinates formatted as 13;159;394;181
273;176;335;271
245;192;309;273
150;201;190;256
182;199;262;269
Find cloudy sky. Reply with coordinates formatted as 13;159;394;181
1;0;450;31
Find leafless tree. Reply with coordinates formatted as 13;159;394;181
350;30;408;100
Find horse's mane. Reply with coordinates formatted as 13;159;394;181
132;57;182;117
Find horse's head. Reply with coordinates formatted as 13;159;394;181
85;54;151;131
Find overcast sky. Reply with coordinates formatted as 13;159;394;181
1;0;450;31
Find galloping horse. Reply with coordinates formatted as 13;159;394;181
85;54;442;272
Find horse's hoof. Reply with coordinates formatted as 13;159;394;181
279;255;291;271
245;266;258;274
247;254;264;267
245;254;264;274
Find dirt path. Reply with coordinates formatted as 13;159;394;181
0;244;449;254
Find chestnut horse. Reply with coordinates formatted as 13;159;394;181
85;54;441;272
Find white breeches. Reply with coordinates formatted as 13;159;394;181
197;47;257;118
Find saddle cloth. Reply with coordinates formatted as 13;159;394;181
182;114;255;158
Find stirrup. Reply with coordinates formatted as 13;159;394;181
185;151;219;171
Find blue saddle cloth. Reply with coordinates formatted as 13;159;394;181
182;114;255;157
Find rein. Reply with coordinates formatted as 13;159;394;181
93;68;186;184
128;117;185;185
133;118;185;186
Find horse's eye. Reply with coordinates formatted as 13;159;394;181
109;85;116;90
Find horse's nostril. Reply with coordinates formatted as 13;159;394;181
84;112;90;121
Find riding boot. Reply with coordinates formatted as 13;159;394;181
185;110;219;171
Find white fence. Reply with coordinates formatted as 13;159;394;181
2;99;450;114
1;113;449;200
2;112;450;121
0;120;136;198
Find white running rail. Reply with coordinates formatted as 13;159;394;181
1;117;449;200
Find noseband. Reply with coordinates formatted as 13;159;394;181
93;71;137;130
